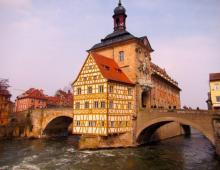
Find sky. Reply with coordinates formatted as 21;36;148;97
0;0;220;109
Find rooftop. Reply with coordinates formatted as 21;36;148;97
210;73;220;82
17;88;47;100
92;53;134;85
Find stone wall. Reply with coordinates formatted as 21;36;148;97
213;116;220;157
0;110;33;139
79;132;134;149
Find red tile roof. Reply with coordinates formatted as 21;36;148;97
17;88;47;100
46;96;59;105
91;53;134;85
210;73;220;81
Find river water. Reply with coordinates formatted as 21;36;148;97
0;131;219;170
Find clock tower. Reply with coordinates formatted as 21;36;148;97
113;0;127;31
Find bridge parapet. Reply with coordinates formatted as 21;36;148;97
147;109;219;115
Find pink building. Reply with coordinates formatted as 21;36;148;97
15;88;47;112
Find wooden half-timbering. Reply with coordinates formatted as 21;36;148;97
73;54;108;135
108;82;134;134
72;53;134;136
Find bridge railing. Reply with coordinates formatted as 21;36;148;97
145;108;220;114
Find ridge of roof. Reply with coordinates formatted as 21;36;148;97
17;88;47;100
88;30;136;51
91;52;134;85
210;73;220;81
150;62;180;89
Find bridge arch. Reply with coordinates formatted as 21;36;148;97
41;112;73;137
136;116;215;145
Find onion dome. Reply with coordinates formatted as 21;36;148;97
114;0;126;15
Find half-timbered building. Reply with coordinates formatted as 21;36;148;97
73;53;134;135
72;1;181;144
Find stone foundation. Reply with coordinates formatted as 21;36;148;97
213;118;220;157
79;132;134;150
0;125;26;139
79;122;185;149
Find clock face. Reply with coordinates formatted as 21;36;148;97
119;22;124;26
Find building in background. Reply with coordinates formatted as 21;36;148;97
0;79;13;125
15;88;47;112
15;88;73;111
208;73;220;110
46;90;73;108
55;90;73;107
72;1;181;136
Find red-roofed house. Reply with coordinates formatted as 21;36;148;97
15;88;47;112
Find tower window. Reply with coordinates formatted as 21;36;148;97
110;121;114;127
101;121;105;127
128;88;132;95
85;101;90;109
87;86;93;94
75;102;80;109
76;121;80;126
88;121;96;127
109;101;114;109
101;101;106;108
109;85;114;93
94;101;99;108
119;51;124;61
216;96;220;102
77;88;81;95
128;102;132;109
98;85;104;93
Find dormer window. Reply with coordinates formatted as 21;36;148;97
119;51;124;61
103;65;110;71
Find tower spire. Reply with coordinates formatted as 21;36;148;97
119;0;122;6
113;0;127;31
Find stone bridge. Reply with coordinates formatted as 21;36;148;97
136;109;220;146
24;108;73;138
7;107;220;155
